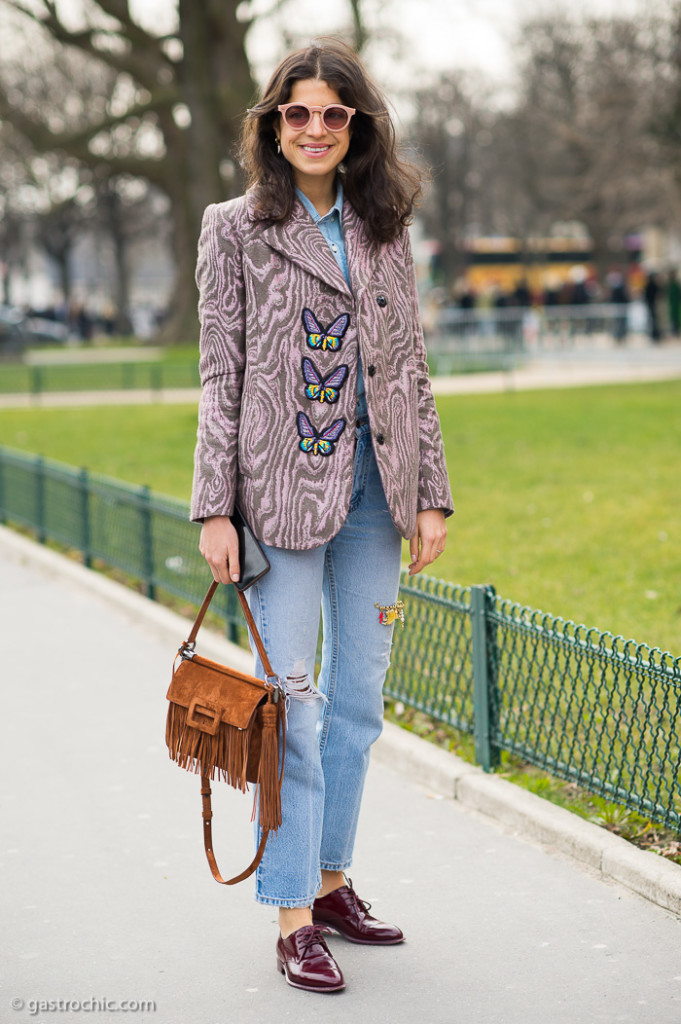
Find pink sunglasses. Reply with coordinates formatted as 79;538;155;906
277;102;356;132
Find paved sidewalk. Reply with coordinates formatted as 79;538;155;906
2;538;681;1024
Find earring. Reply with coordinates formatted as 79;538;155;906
275;137;281;155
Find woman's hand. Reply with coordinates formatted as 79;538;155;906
199;515;240;584
408;509;447;576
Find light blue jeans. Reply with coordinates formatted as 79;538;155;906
245;422;403;907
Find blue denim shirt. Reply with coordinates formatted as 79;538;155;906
296;183;367;421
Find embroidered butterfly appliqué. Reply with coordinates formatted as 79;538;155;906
302;309;350;352
297;412;346;457
301;357;348;404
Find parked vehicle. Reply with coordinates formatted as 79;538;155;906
0;305;69;356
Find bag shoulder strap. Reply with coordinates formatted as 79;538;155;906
184;581;276;679
184;581;284;885
200;776;269;885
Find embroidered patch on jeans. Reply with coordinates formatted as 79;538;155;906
302;308;350;352
375;601;405;629
297;412;345;456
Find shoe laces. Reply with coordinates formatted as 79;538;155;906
297;924;331;954
345;877;372;915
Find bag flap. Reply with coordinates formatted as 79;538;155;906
167;655;267;730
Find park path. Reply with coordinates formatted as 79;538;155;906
2;536;681;1024
1;344;680;409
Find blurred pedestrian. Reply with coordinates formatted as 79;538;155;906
644;271;662;342
668;269;681;337
513;278;531;307
606;269;629;343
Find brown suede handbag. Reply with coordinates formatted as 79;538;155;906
166;581;286;885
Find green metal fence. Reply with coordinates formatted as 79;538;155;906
0;361;200;395
1;444;679;832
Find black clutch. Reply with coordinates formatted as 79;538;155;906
230;505;271;592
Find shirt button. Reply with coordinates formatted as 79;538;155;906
376;295;387;308
368;364;376;376
376;432;385;445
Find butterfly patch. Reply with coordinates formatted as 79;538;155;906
302;357;348;404
297;412;346;457
302;308;350;352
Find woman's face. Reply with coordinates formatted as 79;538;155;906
278;78;351;195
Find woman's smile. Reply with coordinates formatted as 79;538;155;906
278;79;350;195
299;144;333;156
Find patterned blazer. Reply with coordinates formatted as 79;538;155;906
190;190;453;549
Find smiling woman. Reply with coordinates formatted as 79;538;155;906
276;82;352;205
188;36;452;993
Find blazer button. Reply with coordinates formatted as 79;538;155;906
367;364;376;376
376;295;387;308
376;432;385;445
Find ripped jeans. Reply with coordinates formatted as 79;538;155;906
245;422;403;906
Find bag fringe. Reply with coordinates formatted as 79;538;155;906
166;703;251;790
257;703;283;831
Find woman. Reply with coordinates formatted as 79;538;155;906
192;37;453;993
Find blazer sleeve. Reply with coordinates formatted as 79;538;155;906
402;229;454;518
190;202;247;522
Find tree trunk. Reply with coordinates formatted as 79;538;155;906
54;245;73;308
1;264;11;305
97;183;134;335
156;176;203;344
155;0;254;343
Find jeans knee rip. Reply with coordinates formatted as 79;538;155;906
284;658;328;704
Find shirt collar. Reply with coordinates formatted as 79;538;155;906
296;180;344;224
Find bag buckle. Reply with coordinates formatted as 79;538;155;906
187;697;221;735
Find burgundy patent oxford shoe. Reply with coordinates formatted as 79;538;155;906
276;924;346;992
312;879;405;945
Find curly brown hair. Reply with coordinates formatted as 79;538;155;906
239;37;421;244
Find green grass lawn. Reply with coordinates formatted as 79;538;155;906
0;378;679;654
0;354;200;393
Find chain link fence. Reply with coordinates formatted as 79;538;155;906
1;444;679;831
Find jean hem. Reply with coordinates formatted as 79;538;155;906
254;893;319;908
319;860;352;872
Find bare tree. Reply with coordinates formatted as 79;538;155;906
647;2;681;200
89;174;171;335
408;11;681;296
410;72;496;289
509;13;677;279
0;124;33;304
0;0;255;341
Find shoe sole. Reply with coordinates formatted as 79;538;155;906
276;962;346;993
311;922;405;946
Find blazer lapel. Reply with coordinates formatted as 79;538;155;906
342;200;379;294
256;199;353;299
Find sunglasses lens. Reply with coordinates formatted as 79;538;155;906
284;105;311;129
323;106;349;130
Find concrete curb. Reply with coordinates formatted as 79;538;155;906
2;523;680;920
